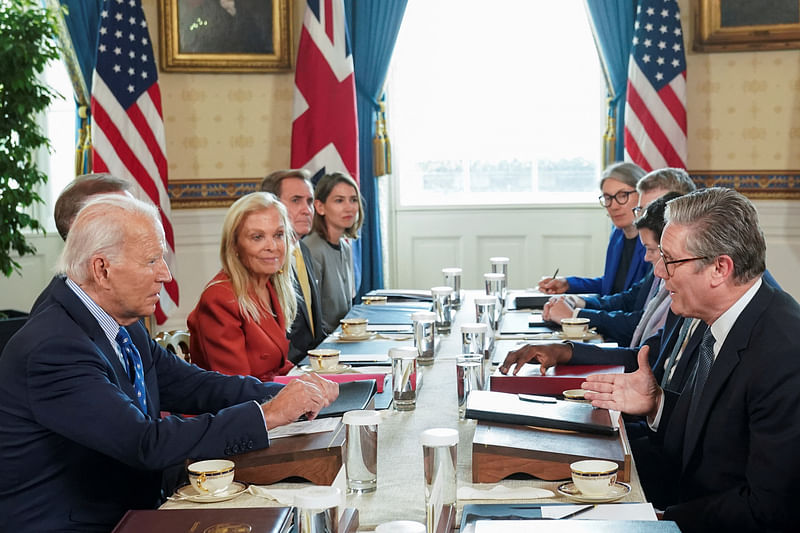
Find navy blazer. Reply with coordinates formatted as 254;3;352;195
288;240;326;364
565;227;649;296
657;282;800;532
571;309;703;388
0;278;283;532
577;271;655;346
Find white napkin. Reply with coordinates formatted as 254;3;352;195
247;485;304;505
457;484;554;500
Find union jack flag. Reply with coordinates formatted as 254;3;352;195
291;0;359;183
91;0;178;324
624;0;687;171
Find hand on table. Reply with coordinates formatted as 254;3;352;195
582;346;661;419
261;373;339;429
499;343;573;375
543;296;575;323
537;277;569;294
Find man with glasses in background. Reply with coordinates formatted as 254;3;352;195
543;168;696;346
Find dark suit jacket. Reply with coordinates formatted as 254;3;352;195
577;272;654;346
287;240;326;364
657;282;800;532
0;277;283;532
571;309;702;384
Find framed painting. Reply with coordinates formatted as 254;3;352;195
694;0;800;52
158;0;292;72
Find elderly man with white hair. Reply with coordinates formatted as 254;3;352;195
0;194;338;532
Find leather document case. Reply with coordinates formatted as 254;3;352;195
113;507;293;533
465;390;618;436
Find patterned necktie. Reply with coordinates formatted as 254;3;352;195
116;326;147;413
293;247;315;337
685;328;715;438
660;318;694;389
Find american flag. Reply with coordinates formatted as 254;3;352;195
624;0;687;171
91;0;178;324
290;0;359;183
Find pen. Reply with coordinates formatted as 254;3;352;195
558;504;595;519
551;267;559;280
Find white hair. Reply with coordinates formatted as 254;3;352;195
57;194;163;283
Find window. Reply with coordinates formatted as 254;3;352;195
38;58;76;233
387;0;606;206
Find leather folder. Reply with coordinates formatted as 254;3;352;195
465;390;618;436
112;507;293;533
366;288;433;302
508;293;550;310
460;519;680;532
499;311;556;335
344;302;432;325
316;379;376;418
490;364;625;396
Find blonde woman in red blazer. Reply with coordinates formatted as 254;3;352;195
189;193;297;381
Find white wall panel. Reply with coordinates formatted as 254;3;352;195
3;199;800;336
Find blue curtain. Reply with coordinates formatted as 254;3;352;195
585;0;636;162
344;0;408;296
53;0;104;174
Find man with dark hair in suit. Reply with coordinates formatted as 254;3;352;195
260;169;326;364
0;194;338;532
580;188;800;532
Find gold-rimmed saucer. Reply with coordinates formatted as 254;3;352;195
174;481;247;503
332;332;374;342
300;363;353;374
557;481;630;503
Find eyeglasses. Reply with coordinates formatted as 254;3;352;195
598;189;637;207
632;205;644;218
658;245;709;278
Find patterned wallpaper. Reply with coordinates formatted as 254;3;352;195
143;0;800;206
679;0;800;172
142;0;297;186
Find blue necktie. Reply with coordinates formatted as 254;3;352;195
116;326;147;413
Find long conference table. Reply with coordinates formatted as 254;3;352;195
162;290;646;530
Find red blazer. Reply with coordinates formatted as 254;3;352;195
188;271;292;381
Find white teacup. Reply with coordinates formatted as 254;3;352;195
341;317;368;338
570;459;618;497
561;317;590;339
187;459;235;495
307;349;341;372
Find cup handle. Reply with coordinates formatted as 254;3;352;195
197;472;209;493
609;473;617;487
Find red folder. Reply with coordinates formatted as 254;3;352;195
490;365;624;396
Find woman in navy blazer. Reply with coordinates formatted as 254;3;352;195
539;161;649;296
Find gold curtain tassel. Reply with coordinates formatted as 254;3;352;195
602;97;616;167
372;99;392;177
